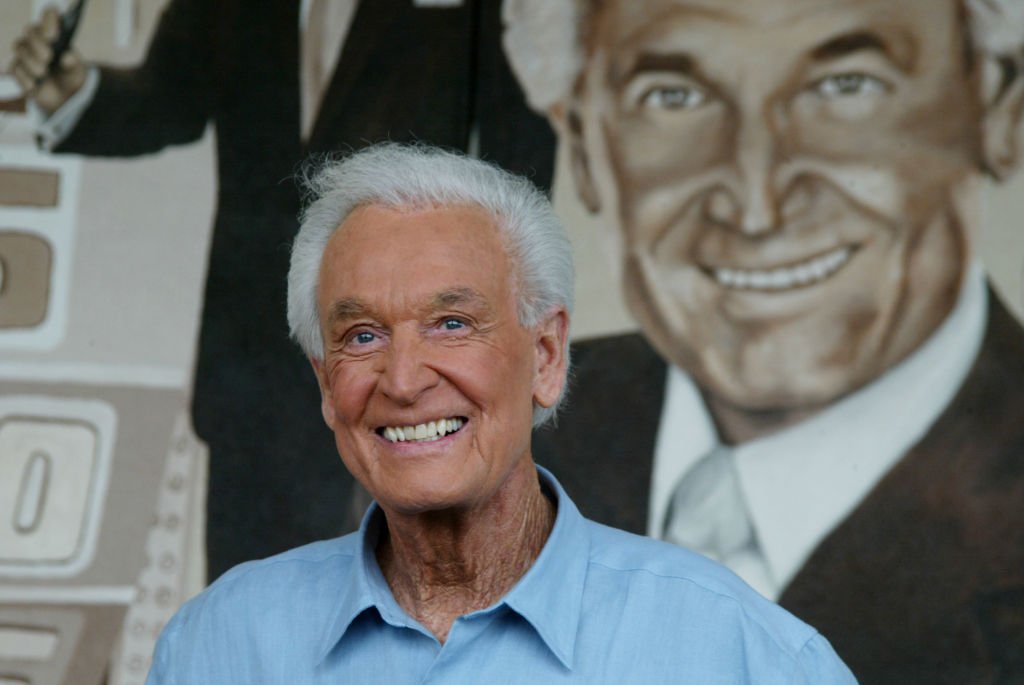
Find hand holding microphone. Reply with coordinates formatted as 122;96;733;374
8;2;88;115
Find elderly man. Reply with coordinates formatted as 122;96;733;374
502;0;1024;681
144;144;853;682
10;0;554;581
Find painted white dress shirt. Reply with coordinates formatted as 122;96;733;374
649;262;988;600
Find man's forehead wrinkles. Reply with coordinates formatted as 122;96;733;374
689;0;913;26
601;0;831;42
326;287;494;323
600;3;736;55
602;0;935;47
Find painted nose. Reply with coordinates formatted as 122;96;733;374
377;332;439;405
706;109;784;236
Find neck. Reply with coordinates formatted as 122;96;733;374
375;460;555;643
704;393;819;444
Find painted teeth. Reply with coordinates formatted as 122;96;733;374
712;247;852;291
382;418;464;443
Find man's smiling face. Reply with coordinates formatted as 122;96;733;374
313;203;565;515
569;0;984;410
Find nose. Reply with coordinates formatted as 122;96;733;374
706;105;785;236
376;330;439;405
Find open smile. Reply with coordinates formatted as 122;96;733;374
377;417;467;444
705;246;856;292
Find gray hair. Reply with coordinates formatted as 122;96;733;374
287;143;575;427
503;0;1024;112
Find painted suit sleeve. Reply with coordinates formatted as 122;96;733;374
55;0;217;157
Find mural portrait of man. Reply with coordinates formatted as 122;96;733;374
504;0;1024;681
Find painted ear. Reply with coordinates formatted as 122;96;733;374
551;103;602;213
532;308;571;409
309;357;337;430
981;54;1024;181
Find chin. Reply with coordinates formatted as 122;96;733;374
701;363;872;414
372;475;478;516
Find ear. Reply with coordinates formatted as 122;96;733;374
531;307;571;409
981;54;1024;181
550;102;602;213
309;357;337;430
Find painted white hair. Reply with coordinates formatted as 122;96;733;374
287;143;575;427
503;0;1024;112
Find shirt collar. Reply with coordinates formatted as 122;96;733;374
651;262;988;595
315;505;394;665
502;465;588;670
316;465;588;670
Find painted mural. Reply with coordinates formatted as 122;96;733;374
1;1;213;682
506;0;1024;681
0;0;1022;682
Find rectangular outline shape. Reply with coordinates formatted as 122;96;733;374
0;625;59;661
0;396;116;578
0;146;80;351
0;168;59;208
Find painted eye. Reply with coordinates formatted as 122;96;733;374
815;73;886;98
641;85;707;110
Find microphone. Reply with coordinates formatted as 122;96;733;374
47;0;88;74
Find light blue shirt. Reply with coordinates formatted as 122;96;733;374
147;467;856;683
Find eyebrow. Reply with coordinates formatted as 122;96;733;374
809;30;915;72
614;52;704;88
627;52;698;79
429;287;493;314
326;297;373;325
324;287;494;325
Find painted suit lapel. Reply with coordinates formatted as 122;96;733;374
533;334;666;535
779;290;1024;681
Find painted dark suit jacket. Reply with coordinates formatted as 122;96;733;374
533;293;1024;684
55;0;555;579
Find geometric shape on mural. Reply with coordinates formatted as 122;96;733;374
0;232;51;329
0;625;59;661
0;147;79;351
108;412;206;685
0;605;97;685
0;396;116;578
0;168;60;208
0;418;97;562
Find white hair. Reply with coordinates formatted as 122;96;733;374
287;143;575;427
503;0;1024;112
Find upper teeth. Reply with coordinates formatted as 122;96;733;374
712;247;853;291
382;418;464;443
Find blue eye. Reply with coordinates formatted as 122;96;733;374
442;318;465;331
353;331;376;345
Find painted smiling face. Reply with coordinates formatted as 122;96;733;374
567;0;988;410
313;203;566;515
